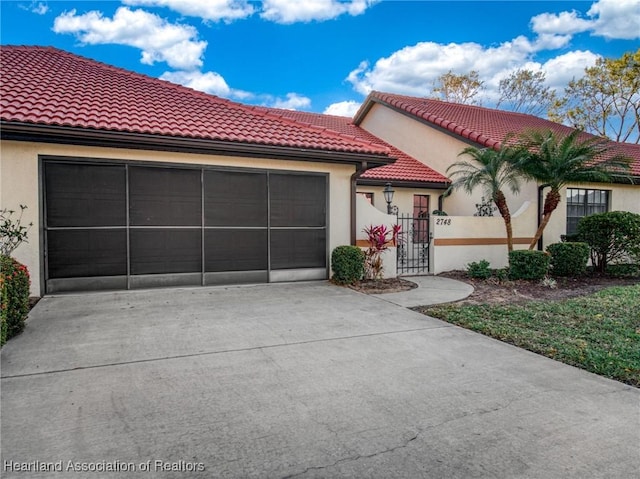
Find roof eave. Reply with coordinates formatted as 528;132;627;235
0;122;394;167
352;93;377;126
355;93;503;150
357;177;450;189
608;174;640;186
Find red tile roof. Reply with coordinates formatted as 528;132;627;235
609;142;640;177
0;46;391;160
357;91;640;178
262;108;450;185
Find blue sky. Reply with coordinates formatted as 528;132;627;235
2;0;639;116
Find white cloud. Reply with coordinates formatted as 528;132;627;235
346;38;603;106
269;93;312;110
160;70;251;99
123;0;254;23
347;39;539;98
345;0;635;106
530;10;592;36
53;7;207;70
531;0;640;40
540;50;600;91
587;0;640;39
20;2;49;15
532;33;573;51
323;100;361;117
260;0;376;24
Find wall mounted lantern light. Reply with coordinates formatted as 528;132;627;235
383;182;398;215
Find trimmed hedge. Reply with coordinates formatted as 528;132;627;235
577;211;640;272
1;255;30;347
546;242;590;277
331;245;365;285
606;263;640;278
508;250;550;280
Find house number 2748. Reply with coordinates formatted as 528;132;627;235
436;218;452;226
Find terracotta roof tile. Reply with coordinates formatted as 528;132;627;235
260;108;450;185
0;46;390;157
360;91;640;177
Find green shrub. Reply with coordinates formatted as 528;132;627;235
560;233;581;243
546;242;590;277
331;246;365;285
466;260;492;279
1;255;31;347
492;268;509;281
605;264;640;278
577;211;640;272
508;250;550;280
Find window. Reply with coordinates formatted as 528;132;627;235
413;195;429;218
566;188;609;235
413;195;429;243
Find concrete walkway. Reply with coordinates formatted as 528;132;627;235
1;280;638;478
371;275;474;307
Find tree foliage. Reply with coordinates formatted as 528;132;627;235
514;129;631;249
432;70;484;105
497;69;556;116
548;49;640;144
448;141;526;252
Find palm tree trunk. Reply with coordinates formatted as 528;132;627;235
493;191;513;252
529;188;561;249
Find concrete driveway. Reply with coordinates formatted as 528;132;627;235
1;281;638;478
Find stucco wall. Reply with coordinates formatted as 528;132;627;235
432;201;536;273
359;102;640;255
359;103;540;218
356;185;445;216
355;194;397;278
0;140;356;295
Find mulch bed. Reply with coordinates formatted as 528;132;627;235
348;278;418;294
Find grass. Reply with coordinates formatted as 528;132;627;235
423;285;640;387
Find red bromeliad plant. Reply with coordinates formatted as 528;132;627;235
363;224;401;280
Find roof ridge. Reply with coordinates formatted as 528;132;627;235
372;90;536;118
260;104;449;184
371;91;501;149
46;46;388;153
2;45;230;104
1;45;393;156
257;106;390;154
266;107;357;121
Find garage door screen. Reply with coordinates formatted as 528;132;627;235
43;160;328;292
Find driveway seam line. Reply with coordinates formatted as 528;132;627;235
1;324;452;380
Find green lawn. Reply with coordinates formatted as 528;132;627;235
422;285;640;387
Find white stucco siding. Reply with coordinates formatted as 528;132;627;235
356;185;445;216
543;182;640;249
359;103;535;217
0;141;40;291
0;140;355;295
360;103;640;249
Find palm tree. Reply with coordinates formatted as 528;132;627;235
447;142;526;252
515;129;631;250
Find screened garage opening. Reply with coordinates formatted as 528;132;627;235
43;158;328;293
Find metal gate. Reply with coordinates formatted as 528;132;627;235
397;214;431;275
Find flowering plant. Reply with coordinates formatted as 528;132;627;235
1;255;30;346
362;224;401;280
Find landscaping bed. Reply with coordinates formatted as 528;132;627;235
415;272;640;387
438;270;639;304
348;277;418;294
